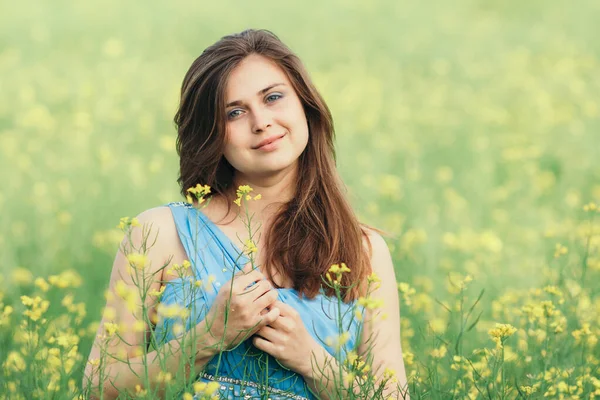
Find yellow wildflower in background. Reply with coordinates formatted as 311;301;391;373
430;344;447;358
11;267;33;285
554;243;568;258
48;269;82;288
398;282;416;306
20;295;50;321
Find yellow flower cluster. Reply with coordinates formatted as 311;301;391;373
21;295;50;322
343;350;372;385
554;243;568;258
357;296;385;310
234;185;261;206
156;303;190;320
186;184;211;205
1;298;13;327
397;282;416;306
166;259;191;277
571;323;598;347
488;323;518;348
243;239;258;255
45;269;83;289
126;252;148;270
430;344;447;358
326;262;351;286
325;331;351;351
583;202;598;212
117;216;140;230
182;381;220;400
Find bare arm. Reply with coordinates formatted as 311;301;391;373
83;206;281;399
301;231;410;399
358;231;410;399
83;206;196;399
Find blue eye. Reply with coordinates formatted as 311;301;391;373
227;109;243;120
266;93;282;103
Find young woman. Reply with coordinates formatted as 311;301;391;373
84;29;409;399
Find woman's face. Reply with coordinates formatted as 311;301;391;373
222;54;309;181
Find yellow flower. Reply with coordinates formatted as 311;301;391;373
135;384;147;396
127;253;148;270
430;344;447;358
204;381;220;395
12;267;33;285
193;382;207;393
488;323;518;348
236;185;253;195
554;243;568;258
48;270;83;288
367;271;380;283
583;202;597;212
383;368;397;382
325;332;351;351
34;277;50;292
187;184;211;194
156;371;172;384
244;239;258;255
346;351;358;365
357;296;384;310
104;322;119;337
344;372;356;386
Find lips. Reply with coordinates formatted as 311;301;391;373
254;133;286;149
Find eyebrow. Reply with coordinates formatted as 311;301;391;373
226;83;286;108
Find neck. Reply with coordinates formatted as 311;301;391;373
221;165;299;226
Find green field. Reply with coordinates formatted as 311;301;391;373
1;0;599;398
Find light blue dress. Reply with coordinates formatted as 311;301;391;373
152;202;362;400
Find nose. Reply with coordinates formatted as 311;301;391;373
251;107;272;134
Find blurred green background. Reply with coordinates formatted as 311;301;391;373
1;0;599;394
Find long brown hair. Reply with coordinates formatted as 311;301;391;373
174;29;380;301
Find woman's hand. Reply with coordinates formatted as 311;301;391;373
201;263;281;351
252;300;323;376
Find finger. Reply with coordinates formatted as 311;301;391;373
268;314;294;332
258;306;280;328
240;279;272;300
232;268;265;291
252;335;276;356
272;301;298;318
255;325;278;341
254;288;279;310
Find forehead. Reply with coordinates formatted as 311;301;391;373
225;54;290;100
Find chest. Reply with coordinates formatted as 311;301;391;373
215;222;293;288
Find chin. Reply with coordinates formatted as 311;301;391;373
254;155;299;174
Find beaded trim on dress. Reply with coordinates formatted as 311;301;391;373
197;372;310;400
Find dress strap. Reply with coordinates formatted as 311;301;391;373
166;202;249;293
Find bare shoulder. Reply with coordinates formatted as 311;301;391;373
135;205;179;239
361;227;396;278
125;205;188;275
361;227;390;256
